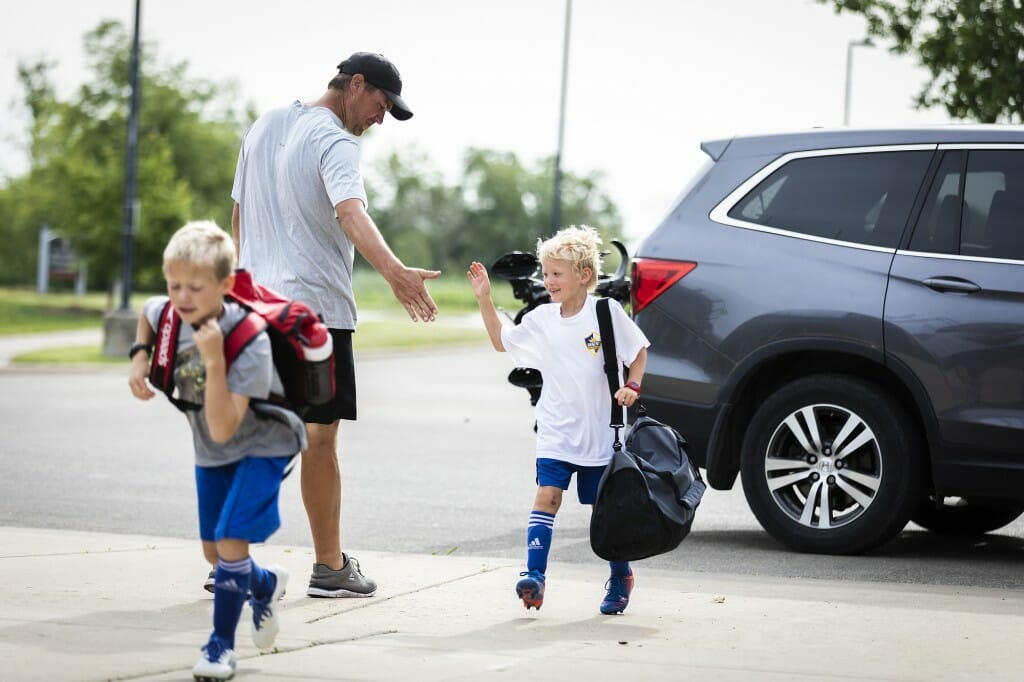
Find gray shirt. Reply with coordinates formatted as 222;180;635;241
144;297;308;467
231;100;368;329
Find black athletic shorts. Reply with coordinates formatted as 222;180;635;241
303;328;357;424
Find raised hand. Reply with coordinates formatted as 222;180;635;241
467;261;492;300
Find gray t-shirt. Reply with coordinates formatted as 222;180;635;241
144;297;308;467
231;100;368;329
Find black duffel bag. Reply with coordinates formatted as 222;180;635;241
590;410;706;561
589;298;706;562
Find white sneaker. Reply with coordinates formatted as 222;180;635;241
251;564;289;650
193;639;236;681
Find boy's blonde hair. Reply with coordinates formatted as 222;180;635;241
537;224;603;292
162;220;236;281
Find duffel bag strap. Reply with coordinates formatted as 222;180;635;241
596;298;624;450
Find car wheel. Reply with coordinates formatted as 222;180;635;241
911;496;1024;536
741;375;923;554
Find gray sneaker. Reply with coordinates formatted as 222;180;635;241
306;555;377;598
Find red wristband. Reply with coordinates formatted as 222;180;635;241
624;380;642;394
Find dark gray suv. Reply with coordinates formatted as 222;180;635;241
632;126;1024;554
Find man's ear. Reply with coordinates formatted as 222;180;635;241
350;73;365;91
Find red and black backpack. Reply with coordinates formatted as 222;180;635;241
149;269;335;416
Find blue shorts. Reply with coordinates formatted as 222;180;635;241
195;456;291;543
536;458;607;505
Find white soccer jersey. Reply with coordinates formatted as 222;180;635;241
501;296;650;467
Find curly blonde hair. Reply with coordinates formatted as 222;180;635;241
537;224;603;292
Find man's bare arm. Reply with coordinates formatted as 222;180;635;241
335;198;440;322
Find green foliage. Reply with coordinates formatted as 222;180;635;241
367;146;624;273
818;0;1024;122
1;19;624;299
0;20;248;290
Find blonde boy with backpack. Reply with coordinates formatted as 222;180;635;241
128;220;305;681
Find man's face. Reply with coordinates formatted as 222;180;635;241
345;76;393;136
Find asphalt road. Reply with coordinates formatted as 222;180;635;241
1;345;1022;590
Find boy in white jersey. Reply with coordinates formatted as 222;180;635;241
468;225;650;614
128;221;305;680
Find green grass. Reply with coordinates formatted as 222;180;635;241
11;345;126;364
1;272;516;336
12;319;489;364
0;288;152;335
352;269;517;314
3;271;517;364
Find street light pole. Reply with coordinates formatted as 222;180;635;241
551;0;572;236
120;0;142;311
843;37;874;126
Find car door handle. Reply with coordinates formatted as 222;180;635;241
922;277;981;294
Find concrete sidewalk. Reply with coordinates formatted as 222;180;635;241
2;527;1021;681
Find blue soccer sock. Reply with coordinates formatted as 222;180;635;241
248;557;275;602
526;510;555;575
609;560;631;577
212;556;251;649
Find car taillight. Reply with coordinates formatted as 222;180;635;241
630;258;697;314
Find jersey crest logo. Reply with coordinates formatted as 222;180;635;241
585;331;602;356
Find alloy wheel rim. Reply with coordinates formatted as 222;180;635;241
763;403;882;529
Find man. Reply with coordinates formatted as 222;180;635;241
230;51;440;598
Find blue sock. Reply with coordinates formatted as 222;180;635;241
212;557;251;649
248;557;275;602
526;511;555;575
609;560;631;577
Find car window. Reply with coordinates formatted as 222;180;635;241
909;149;1024;260
727;151;932;248
909;151;963;255
969;150;1024;261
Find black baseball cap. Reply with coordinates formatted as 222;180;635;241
337;52;413;121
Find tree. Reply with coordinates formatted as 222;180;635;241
0;20;248;290
818;0;1024;122
366;147;623;273
364;150;467;270
452;148;622;269
2;20;625;291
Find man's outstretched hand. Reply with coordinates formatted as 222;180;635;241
391;266;441;322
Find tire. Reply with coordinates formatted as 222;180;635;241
740;375;923;554
911;496;1024;536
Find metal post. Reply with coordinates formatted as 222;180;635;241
37;225;51;294
551;0;572;236
844;38;874;126
120;0;142;310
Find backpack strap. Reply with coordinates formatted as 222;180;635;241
223;312;267;367
148;301;200;411
596;298;625;448
224;312;288;408
149;305;266;412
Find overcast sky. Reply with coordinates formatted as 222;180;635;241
0;0;955;243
